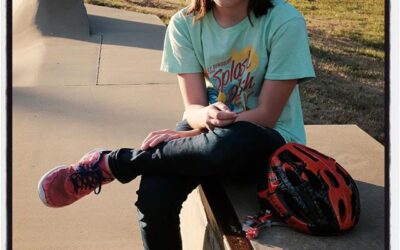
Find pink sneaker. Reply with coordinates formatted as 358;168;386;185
38;149;114;207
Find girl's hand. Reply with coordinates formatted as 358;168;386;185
141;129;202;150
203;102;238;131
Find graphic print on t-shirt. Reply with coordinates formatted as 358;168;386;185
206;46;259;112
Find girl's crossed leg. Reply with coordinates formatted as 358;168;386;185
38;121;284;249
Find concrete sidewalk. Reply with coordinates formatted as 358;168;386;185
13;84;183;249
13;3;180;248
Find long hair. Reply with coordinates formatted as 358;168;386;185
186;0;274;21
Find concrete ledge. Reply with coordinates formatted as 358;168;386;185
180;125;384;250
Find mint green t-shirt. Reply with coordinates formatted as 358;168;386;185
161;0;315;144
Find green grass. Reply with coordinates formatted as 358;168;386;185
287;0;384;143
85;0;385;144
289;0;384;50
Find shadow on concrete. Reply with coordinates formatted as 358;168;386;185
34;0;165;51
12;86;182;133
13;87;146;127
88;15;165;50
35;0;90;39
202;224;224;250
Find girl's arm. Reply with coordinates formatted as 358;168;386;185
141;76;297;150
141;73;237;150
235;79;298;128
179;73;297;129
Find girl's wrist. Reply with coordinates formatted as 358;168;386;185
179;128;203;137
190;128;203;136
183;105;209;130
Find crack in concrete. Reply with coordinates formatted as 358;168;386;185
96;34;103;85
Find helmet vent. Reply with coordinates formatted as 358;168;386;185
315;196;338;231
279;150;303;165
335;164;351;186
338;200;346;219
324;170;339;188
294;145;318;162
304;169;323;190
286;169;302;186
280;191;308;222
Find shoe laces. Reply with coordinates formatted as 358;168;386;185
70;164;105;195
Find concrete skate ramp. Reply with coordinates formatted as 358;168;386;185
13;0;89;40
13;1;176;86
13;0;93;86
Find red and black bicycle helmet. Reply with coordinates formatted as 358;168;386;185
258;143;360;235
